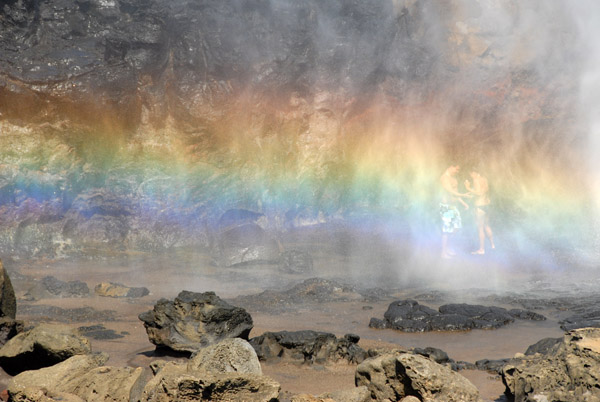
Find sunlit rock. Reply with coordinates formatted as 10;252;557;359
188;338;262;375
0;323;92;375
502;327;600;401
94;282;149;298
355;352;482;402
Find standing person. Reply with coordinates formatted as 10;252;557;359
440;165;471;259
464;169;495;254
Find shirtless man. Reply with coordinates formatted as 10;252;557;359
464;169;495;254
440;165;471;259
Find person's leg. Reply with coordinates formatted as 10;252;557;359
471;208;485;254
484;213;495;249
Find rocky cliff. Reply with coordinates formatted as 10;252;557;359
0;0;592;256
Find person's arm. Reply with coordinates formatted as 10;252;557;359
442;176;470;198
458;197;469;210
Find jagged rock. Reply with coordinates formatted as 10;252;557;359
474;358;510;374
355;353;482;402
24;276;89;300
278;250;314;274
0;317;25;347
212;222;281;267
370;300;546;332
0;259;16;319
0;323;92;375
138;290;253;353
140;360;280;402
250;330;366;364
188;338;262;375
94;282;149;298
502;328;600;401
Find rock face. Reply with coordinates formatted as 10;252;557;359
355;353;482;402
250;330;366;364
0;324;92;375
278;250;314;274
94;282;149;298
369;300;545;332
138;290;253;353
502;328;600;402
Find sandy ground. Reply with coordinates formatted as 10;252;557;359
0;225;587;401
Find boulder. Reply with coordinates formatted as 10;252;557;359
140;360;280;402
0;259;16;319
188;338;262;375
0;323;91;375
94;282;149;298
355;353;482;402
290;387;370;402
370;300;546;332
250;330;366;365
502;328;600;401
138;290;253;353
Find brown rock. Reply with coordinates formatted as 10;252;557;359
0;260;16;319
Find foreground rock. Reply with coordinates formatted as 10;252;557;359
189;338;262;375
0;323;91;375
502;327;600;401
8;340;280;402
356;352;482;402
138;290;253;353
251;330;366;365
94;282;149;298
370;300;545;332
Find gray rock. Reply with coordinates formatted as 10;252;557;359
279;250;314;274
212;222;281;267
188;338;262;375
24;275;89;300
503;328;600;402
0;323;92;375
0;317;24;347
138;290;253;353
355;353;482;402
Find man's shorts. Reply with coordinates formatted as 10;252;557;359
440;203;462;233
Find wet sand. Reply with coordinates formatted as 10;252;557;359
0;226;589;401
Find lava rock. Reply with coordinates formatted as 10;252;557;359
0;317;24;347
138;290;253;353
371;300;546;332
212;223;281;267
0;323;92;375
250;330;366;365
503;328;600;401
524;337;562;356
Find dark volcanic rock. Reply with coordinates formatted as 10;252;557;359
370;300;546;332
250;330;366;364
524;337;562;356
77;324;125;340
138;290;253;353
